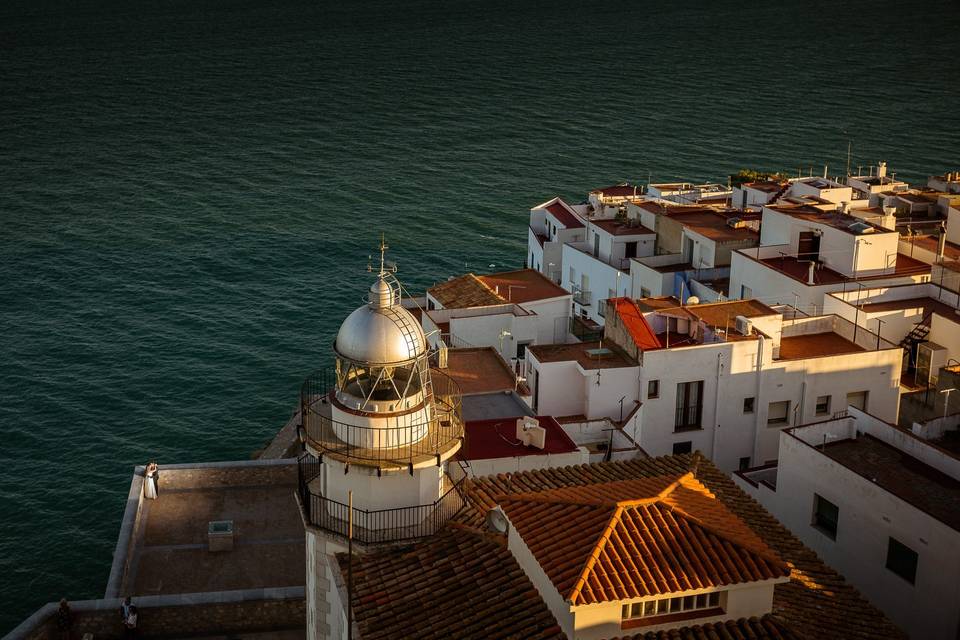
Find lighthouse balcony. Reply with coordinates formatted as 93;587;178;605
300;368;464;469
297;453;466;545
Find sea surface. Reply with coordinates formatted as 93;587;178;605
1;0;958;631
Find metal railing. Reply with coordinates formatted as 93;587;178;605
674;404;703;431
300;368;464;467
573;288;592;305
297;453;465;544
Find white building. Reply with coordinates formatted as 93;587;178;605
528;196;587;283
526;296;904;471
735;407;960;640
424;268;573;363
729;203;931;314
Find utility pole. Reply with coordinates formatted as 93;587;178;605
348;490;353;640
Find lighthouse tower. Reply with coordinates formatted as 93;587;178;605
297;240;465;638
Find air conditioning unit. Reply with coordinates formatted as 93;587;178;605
516;416;546;449
735;315;753;336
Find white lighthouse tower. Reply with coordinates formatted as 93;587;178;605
297;239;465;639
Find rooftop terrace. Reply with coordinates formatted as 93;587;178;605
528;341;637;369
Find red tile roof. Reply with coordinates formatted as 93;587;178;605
546;200;585;229
460;454;905;639
429;269;569;308
499;474;789;606
614;297;662;350
338;528;566;640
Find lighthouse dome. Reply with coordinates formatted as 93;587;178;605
334;278;427;365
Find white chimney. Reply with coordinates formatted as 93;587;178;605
808;261;816;285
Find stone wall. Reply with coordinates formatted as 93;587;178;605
10;590;304;640
159;459;298;491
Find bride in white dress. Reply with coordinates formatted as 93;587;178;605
144;462;158;500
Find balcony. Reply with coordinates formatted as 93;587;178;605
300;368;464;469
297;453;466;544
573;288;592;306
570;315;603;341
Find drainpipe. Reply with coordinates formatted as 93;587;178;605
711;351;724;462
752;334;765;465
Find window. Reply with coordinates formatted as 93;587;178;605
625;241;638;259
673;441;692;455
647;380;659;399
847;390;868;412
743;397;755;413
625;593;720;622
815;395;831;416
622;591;722;621
427;299;435;311
812;494;839;540
640;287;651;298
675;381;704;431
568;266;576;285
886;537;918;584
738;456;751;471
741;284;753;299
767;400;790;426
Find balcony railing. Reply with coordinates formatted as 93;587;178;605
573;288;592;306
674;404;703;431
297;453;466;544
570;316;603;341
300;368;464;467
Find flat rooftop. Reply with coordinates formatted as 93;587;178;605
758;252;930;286
820;433;960;531
124;466;304;596
435;347;517;395
745;181;785;193
860;296;960;324
460;391;533;422
589;217;655;236
777;332;864;360
907;234;960;262
458;416;578;461
766;204;890;234
528;341;636;369
670;210;759;242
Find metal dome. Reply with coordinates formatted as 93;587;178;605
334;278;427;365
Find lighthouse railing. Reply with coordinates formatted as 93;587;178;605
300;368;465;466
297;458;466;544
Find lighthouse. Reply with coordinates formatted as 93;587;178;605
297;240;465;638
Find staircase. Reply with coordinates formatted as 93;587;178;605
899;316;931;350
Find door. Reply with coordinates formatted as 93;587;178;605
593;233;600;257
798;231;821;262
625;241;638;259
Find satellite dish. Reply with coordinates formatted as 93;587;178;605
686;296;700;305
485;508;509;533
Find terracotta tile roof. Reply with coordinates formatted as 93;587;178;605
615;616;798;640
478;269;570;304
338;528;565;640
459;454;906;639
498;473;789;606
546;199;585;229
592;184;641;197
613;297;662;350
591;217;656;236
429;273;503;308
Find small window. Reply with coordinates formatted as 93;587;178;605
743;397;755;413
738;456;751;471
768;400;790;426
516;341;532;359
886;537;918;584
815;395;831;416
672;441;692;455
640;287;651;298
568;266;576;284
741;284;753;299
647;380;659;398
427;299;435;311
847;390;868;412
812;494;839;539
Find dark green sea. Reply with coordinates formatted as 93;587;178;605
1;0;958;631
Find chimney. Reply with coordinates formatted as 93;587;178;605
807;261;816;285
938;232;947;263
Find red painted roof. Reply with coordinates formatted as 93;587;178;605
614;297;661;350
545;200;585;229
458;416;578;461
591;184;639;197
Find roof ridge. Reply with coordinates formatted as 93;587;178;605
567;504;624;604
471;273;508;303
